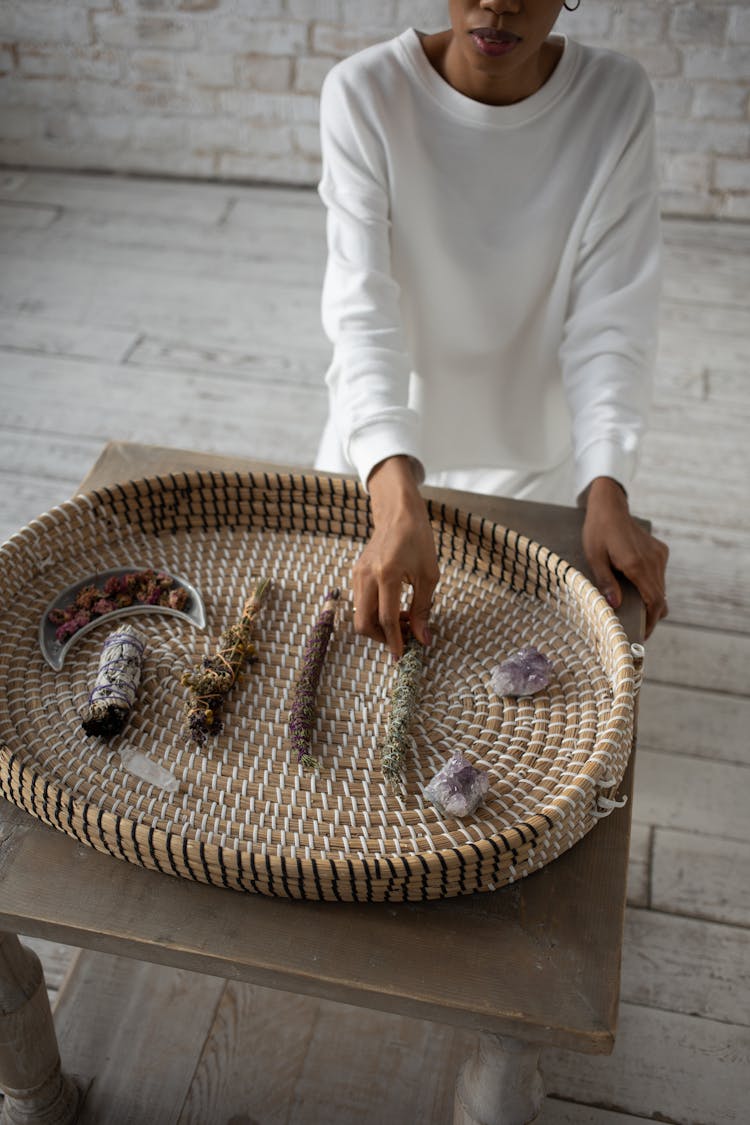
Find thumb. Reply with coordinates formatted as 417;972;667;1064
409;582;433;646
588;551;622;609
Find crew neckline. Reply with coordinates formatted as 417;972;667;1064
398;26;580;127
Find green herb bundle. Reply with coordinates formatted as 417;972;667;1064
181;577;270;746
381;631;424;794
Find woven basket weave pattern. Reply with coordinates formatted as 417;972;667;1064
0;472;635;901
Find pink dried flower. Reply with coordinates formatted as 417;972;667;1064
50;567;192;650
56;620;80;643
75;586;100;611
120;573;140;596
92;598;117;615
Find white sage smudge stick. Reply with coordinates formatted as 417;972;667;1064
82;624;146;738
381;631;424;795
289;589;340;771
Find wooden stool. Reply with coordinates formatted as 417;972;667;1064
0;442;644;1125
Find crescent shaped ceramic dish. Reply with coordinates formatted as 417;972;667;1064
39;565;206;670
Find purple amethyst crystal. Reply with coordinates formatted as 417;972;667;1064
425;753;490;818
489;646;552;697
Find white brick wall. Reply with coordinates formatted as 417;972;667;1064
0;0;747;218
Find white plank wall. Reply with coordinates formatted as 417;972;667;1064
1;170;748;1124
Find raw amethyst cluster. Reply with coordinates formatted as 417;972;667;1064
425;753;490;818
489;646;552;697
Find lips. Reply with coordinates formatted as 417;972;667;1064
469;26;521;57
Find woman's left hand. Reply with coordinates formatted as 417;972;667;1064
582;476;669;638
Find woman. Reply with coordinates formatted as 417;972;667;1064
315;0;669;656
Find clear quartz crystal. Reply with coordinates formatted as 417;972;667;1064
490;646;552;696
425;753;490;818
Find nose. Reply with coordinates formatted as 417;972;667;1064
479;0;522;13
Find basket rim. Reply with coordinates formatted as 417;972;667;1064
0;469;637;898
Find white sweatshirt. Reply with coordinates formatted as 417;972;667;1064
315;29;661;505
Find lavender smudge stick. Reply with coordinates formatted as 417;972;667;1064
381;631;423;796
289;589;340;771
82;624;146;737
181;577;270;746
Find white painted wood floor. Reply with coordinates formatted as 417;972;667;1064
1;170;749;1124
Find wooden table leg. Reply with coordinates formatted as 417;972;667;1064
0;932;79;1125
454;1032;544;1125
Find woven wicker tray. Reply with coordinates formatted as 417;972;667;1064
0;471;639;902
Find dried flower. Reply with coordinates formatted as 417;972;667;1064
288;589;340;771
48;567;193;645
92;598;117;615
381;629;424;795
168;588;188;610
181;577;270;746
76;586;100;612
56;620;80;644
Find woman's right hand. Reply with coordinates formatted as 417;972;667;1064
353;455;440;659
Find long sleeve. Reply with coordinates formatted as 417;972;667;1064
559;88;662;500
318;68;423;487
315;32;663;505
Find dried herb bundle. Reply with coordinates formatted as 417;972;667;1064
181;577;270;746
82;624;146;738
289;589;340;771
381;631;424;795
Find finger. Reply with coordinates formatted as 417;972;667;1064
354;608;386;646
378;579;406;660
633;566;668;638
408;577;436;646
623;547;669;638
643;587;668;639
586;548;622;609
352;570;385;645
